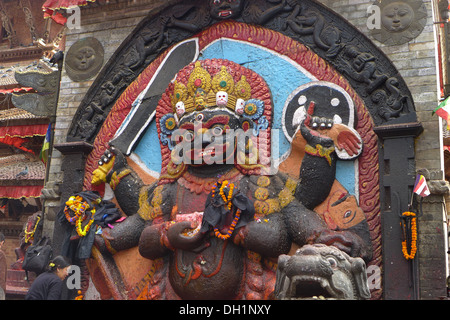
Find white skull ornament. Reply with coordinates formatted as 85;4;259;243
216;91;228;107
176;101;185;116
235;98;245;115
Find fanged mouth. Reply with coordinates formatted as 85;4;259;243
219;10;232;17
290;275;337;300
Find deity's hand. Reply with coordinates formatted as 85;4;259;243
314;123;362;157
299;110;335;148
285;0;298;7
91;147;128;186
301;101;362;158
91;148;114;186
334;125;362;157
167;221;206;251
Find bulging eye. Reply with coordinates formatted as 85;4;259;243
184;131;194;142
196;113;204;122
212;126;223;136
327;257;338;269
344;210;352;219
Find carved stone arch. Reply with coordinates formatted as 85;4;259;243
67;0;419;145
62;0;422;300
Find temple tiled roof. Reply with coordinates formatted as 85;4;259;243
0;67;18;87
0;154;45;198
0;108;41;122
0;154;45;181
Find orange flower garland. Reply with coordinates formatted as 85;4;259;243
212;180;240;240
76;208;96;237
218;180;234;210
75;290;83;300
214;209;241;240
64;195;96;237
401;211;417;260
24;215;41;243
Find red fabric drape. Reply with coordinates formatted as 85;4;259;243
0;125;48;154
0;136;34;153
43;0;97;24
0;88;33;94
0;124;48;139
43;0;94;9
0;186;43;199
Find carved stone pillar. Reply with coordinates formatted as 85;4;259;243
375;122;423;299
49;142;93;256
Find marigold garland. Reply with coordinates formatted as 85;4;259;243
64;195;98;237
64;196;89;224
76;208;96;237
212;180;240;239
75;290;84;300
401;211;417;260
219;180;229;202
24;216;40;244
214;209;241;240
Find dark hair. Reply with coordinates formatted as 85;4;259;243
0;232;4;242
48;256;70;272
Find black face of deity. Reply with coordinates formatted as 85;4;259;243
209;0;244;20
174;109;241;166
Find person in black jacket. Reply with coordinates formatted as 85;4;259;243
25;256;70;300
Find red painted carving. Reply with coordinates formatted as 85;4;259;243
83;21;381;299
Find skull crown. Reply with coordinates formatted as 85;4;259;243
170;61;253;118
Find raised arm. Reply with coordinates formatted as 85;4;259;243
91;147;144;216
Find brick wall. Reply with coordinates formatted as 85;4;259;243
42;0;165;238
2;236;20;268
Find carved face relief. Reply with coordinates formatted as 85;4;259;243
216;91;228;107
194;88;207;111
381;2;414;32
370;0;427;45
65;37;104;82
321;191;366;230
75;46;96;70
209;0;244;20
